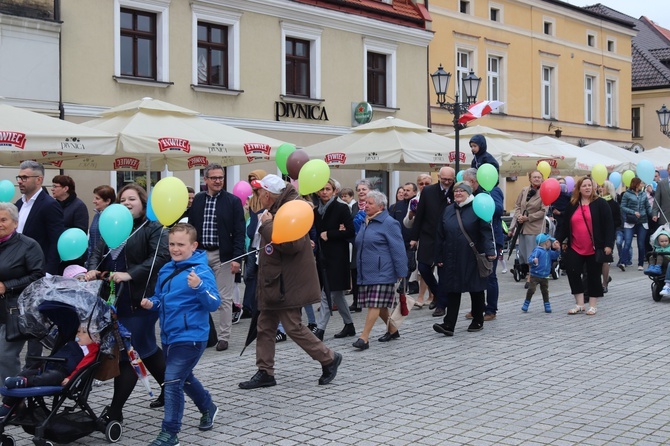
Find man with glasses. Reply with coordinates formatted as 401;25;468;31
189;164;246;352
410;167;455;317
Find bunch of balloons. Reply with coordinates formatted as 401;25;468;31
471;164;498;222
274;143;330;196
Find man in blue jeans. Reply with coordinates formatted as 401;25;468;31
141;223;221;446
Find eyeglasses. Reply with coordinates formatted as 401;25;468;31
16;175;40;182
206;176;224;182
439;177;455;182
51;184;63;188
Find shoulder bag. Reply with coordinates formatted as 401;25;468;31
455;209;493;278
580;203;613;264
5;296;32;342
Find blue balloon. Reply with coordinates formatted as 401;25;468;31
653;181;658;191
608;171;621;190
57;228;88;261
473;193;495;222
636;159;655;185
146;191;158;222
99;204;133;249
0;180;14;202
456;171;464;182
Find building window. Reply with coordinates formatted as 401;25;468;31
490;8;499;22
197;22;228;87
587;34;595;47
117;171;160;189
120;8;156;79
585;75;594;124
487;55;501;108
541;66;554;119
607;39;615;52
632;106;641;138
457;50;473;97
367;52;387;107
606;79;615;127
543;21;553;36
460;1;470;14
285;37;310;97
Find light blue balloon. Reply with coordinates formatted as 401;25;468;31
473;193;495;222
57;228;88;261
99;204;133;249
608;171;621;190
146;191;158;222
636;159;655;185
653;181;658;191
456;171;464;182
0;180;14;202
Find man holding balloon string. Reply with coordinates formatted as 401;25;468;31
189;164;246;353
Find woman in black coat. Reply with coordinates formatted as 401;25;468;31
432;182;496;336
313;179;356;340
599;180;621;293
555;177;614;316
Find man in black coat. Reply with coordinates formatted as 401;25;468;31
410;167;455;317
189;164;246;352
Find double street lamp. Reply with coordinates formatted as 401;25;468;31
430;64;481;172
657;104;670;137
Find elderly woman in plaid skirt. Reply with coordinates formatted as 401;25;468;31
352;191;408;350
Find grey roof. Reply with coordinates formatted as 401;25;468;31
584;4;670;90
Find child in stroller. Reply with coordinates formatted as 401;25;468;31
645;227;670;301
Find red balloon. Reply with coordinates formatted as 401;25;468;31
539;178;560;205
286;149;310;179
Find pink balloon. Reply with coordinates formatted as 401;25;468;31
564;176;575;193
232;181;253;203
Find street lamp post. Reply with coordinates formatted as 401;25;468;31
657;104;670;137
430;65;481;172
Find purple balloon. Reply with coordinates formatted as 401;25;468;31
565;176;575;193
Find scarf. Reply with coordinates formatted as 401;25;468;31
457;194;475;207
358;199;366;211
317;196;336;217
0;230;16;244
365;210;382;225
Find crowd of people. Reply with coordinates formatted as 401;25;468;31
0;148;666;445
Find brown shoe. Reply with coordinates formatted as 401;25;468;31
465;312;473;319
483;313;497;321
215;340;229;351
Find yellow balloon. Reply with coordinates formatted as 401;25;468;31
591;164;608;186
272;200;314;244
537;161;551;179
151;177;188;226
622;170;635;188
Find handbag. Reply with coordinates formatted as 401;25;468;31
406;246;417;273
387;283;416;330
580;204;614;263
5;296;31;342
625;213;638;224
455;209;493;278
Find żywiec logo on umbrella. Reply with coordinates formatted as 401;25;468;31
448;151;466;163
0;131;27;149
188;156;209;169
114;157;141;170
243;143;271;162
158;137;191;153
537;159;558;168
325;153;347;165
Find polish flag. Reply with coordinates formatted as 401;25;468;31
458;100;504;125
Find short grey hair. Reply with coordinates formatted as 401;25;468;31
462;168;478;182
366;190;387;209
355;178;373;191
602;180;616;198
19;160;44;176
332;178;341;192
0;202;19;223
203;163;224;178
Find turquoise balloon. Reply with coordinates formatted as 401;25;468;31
57;228;88;261
99;204;133;249
608;171;621;190
0;180;14;202
476;164;498;192
473;193;495;222
636;159;655;185
146;191;158;222
456;171;464;182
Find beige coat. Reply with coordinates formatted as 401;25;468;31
511;186;548;235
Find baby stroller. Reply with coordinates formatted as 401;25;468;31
0;277;124;446
510;216;559;281
646;224;670;302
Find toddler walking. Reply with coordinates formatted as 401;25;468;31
521;234;560;313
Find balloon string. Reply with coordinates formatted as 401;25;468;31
220;245;267;266
141;226;165;302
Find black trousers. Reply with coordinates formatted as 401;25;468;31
443;290;485;329
565;248;603;298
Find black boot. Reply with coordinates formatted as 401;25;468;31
333;323;355;338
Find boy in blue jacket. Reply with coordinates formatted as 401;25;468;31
141;223;221;446
522;233;560;313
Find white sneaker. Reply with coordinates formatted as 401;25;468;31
661;285;670;296
501;269;508;274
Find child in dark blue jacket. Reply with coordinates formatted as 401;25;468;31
522;233;561;313
141;223;221;446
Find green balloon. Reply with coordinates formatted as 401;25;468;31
275;143;296;175
476;163;498;191
299;159;330;195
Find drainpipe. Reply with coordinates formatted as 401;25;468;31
55;0;64;120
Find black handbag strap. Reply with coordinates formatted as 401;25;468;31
579;204;596;250
455;208;480;257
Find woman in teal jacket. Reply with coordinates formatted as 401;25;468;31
620;177;654;270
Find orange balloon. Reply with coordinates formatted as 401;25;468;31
271;200;314;244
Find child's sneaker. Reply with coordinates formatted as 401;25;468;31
199;402;218;431
645;265;662;276
4;376;27;389
0;404;12;421
149;430;179;446
544;302;552;313
661;285;670;296
521;300;531;312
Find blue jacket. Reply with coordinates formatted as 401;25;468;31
620;189;652;225
355;210;407;285
147;250;221;345
528;246;560;278
475;185;504;248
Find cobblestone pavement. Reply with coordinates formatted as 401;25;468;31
4;266;670;445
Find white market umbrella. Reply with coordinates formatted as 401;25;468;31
446;125;560;176
637;146;670;172
44;98;287;171
304;117;456;171
0;103;116;166
528;136;622;175
581;141;640;172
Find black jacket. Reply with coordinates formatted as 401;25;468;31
0;233;44;324
314;200;355;291
189;190;246;262
555;198;614;252
16;191;64;275
410;183;453;264
59;192;89;233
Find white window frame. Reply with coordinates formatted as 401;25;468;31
191;4;241;91
460;0;473;15
487;54;502;112
587;31;597;48
489;2;503;23
281;22;322;99
543;17;555;37
584;75;595;124
541;65;555;119
114;0;170;82
363;38;397;108
605;78;616;127
607;37;616;53
456;49;474;99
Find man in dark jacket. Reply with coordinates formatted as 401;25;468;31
238;175;341;389
469;134;500;172
189;164;246;352
51;175;89;269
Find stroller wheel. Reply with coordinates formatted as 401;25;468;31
512;267;520;282
652;281;663;302
105;421;123;443
1;435;15;446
